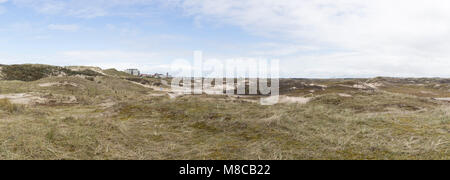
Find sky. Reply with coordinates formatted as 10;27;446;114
1;0;450;78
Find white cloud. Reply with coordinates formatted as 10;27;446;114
174;0;450;77
0;0;7;14
281;52;450;78
48;24;79;31
5;0;450;77
0;50;163;73
58;50;167;72
249;42;320;56
11;0;160;18
9;22;35;31
59;50;158;62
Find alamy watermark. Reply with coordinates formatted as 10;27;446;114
169;51;280;105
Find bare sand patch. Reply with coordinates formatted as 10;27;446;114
98;100;116;109
309;83;328;88
261;95;311;105
38;81;79;87
147;93;167;97
433;98;450;102
420;91;437;95
338;93;352;97
365;82;383;89
130;80;186;99
0;93;47;105
339;83;381;90
38;82;58;87
279;96;311;104
0;93;77;105
353;84;366;89
168;92;186;99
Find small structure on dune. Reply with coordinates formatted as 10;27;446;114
124;69;140;76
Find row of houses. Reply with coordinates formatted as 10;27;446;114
124;69;171;78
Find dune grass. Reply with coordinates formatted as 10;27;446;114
0;98;23;114
0;64;102;82
0;73;448;160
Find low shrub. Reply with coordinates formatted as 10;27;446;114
0;98;22;113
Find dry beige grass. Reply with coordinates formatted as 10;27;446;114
0;69;448;160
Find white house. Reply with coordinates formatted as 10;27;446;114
124;69;140;76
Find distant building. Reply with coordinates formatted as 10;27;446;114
152;72;171;78
124;69;140;76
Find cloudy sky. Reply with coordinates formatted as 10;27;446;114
1;0;450;78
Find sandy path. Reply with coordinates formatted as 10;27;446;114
434;98;450;102
0;93;46;105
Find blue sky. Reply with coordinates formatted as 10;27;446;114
1;0;450;78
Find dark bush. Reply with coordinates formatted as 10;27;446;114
1;64;102;82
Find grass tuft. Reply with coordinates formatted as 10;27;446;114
0;98;23;113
